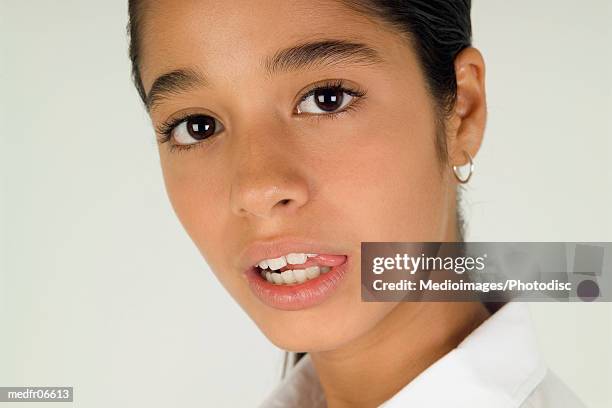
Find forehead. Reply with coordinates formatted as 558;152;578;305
138;0;406;91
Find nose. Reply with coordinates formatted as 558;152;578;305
229;127;309;220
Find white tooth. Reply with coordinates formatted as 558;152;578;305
260;269;266;278
281;270;296;284
320;266;331;273
305;266;320;280
265;271;273;283
293;269;307;283
306;253;318;258
258;260;269;269
267;256;287;271
286;253;307;265
271;272;284;284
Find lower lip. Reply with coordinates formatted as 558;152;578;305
244;257;350;311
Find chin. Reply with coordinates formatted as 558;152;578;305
252;300;398;353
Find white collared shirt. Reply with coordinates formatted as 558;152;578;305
258;302;587;407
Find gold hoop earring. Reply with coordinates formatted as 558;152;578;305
452;150;474;184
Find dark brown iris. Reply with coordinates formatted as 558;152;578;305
314;87;343;111
187;115;216;140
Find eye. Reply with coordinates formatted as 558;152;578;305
169;115;224;145
296;82;364;115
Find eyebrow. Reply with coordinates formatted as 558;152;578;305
145;69;207;113
145;39;384;112
262;38;384;77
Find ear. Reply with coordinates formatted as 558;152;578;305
446;47;487;169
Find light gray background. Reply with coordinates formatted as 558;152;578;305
1;0;611;407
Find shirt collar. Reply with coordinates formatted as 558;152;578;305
259;350;325;408
259;302;547;408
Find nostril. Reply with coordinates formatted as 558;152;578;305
279;199;291;206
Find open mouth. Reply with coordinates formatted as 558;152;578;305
255;254;338;285
244;253;350;310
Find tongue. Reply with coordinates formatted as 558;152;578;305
279;254;347;272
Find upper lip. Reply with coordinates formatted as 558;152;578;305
239;237;348;271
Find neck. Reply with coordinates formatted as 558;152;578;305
310;301;490;408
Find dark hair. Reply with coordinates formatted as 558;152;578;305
127;0;472;372
127;0;147;104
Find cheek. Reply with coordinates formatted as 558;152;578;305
158;151;227;264
346;145;446;241
315;102;448;242
160;158;250;302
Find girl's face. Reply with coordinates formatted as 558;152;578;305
139;0;460;351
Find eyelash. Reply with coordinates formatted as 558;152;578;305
155;79;367;153
296;79;367;117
